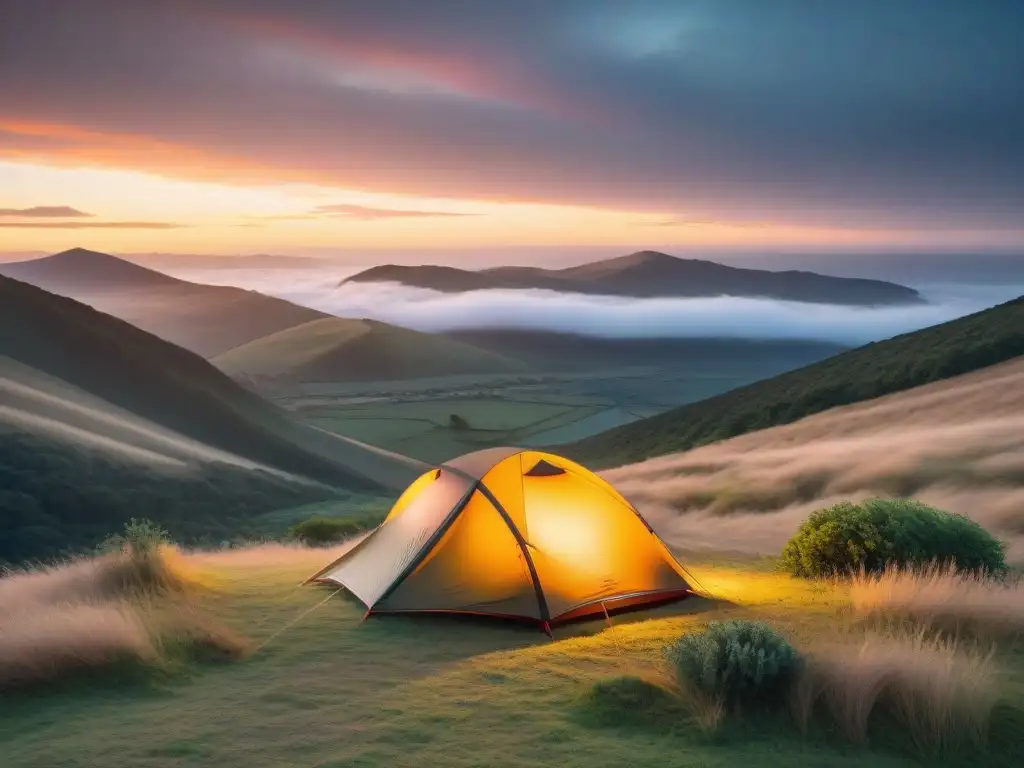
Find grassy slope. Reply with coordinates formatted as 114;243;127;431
0;275;422;489
2;553;1020;767
567;295;1024;467
0;249;328;357
214;317;523;383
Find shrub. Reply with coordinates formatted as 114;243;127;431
97;518;171;557
664;620;801;703
286;515;376;546
779;499;1006;579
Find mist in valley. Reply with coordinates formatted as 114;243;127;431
159;263;1023;346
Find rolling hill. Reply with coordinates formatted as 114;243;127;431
343;250;923;305
568;295;1024;467
213;317;524;384
0;275;424;486
0;275;427;560
0;248;328;356
444;329;845;371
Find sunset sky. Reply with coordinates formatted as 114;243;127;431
1;1;1022;257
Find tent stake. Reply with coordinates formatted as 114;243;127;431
601;600;613;629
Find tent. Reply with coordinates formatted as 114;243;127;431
305;447;692;632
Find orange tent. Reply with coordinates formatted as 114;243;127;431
305;447;692;632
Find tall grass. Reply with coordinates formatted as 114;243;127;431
851;564;1024;638
0;547;248;689
791;630;998;752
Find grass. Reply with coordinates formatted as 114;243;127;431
850;564;1024;638
3;550;1023;767
568;295;1024;467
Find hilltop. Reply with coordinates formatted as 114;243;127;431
213;317;524;384
567;294;1024;466
0;248;328;356
343;250;923;306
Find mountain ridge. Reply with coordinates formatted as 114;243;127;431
343;250;923;306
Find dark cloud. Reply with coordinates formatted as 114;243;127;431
0;221;183;229
0;206;93;218
1;1;1022;230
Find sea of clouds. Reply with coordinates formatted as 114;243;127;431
164;265;1023;347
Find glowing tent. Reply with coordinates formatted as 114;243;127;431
305;447;692;632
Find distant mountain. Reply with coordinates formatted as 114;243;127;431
214;317;524;384
0;275;424;489
343;250;923;306
444;329;845;371
0;248;328;356
566;295;1024;467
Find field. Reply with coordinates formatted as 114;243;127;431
275;362;798;464
3;548;1022;768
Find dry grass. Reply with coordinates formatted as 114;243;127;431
791;630;998;752
851;564;1024;638
0;547;249;689
606;357;1024;563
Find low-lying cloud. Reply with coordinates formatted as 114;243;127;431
165;265;1023;346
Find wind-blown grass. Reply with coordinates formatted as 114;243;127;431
791;630;998;752
0;547;248;689
851;564;1024;638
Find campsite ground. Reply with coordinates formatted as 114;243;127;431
3;549;1022;768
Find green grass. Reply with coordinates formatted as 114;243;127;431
567;295;1024;467
3;553;1022;767
305;397;605;463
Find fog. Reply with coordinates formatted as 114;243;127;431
164;264;1022;346
605;357;1024;563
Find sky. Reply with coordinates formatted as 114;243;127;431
1;1;1023;258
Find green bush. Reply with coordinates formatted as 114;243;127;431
97;517;171;556
665;620;800;703
779;499;1007;578
287;515;377;546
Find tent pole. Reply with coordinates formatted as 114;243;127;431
601;600;613;629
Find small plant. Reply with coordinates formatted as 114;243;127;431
664;620;801;704
286;515;377;546
780;499;1006;579
97;518;171;558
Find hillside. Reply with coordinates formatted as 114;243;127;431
568;295;1024;467
0;275;424;489
606;355;1024;562
0;248;328;356
343;250;922;306
444;329;845;371
213;317;524;384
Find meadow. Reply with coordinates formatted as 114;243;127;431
2;544;1023;768
276;362;784;464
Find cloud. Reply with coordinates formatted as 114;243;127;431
0;221;183;229
1;2;1022;231
0;205;92;218
155;265;1024;346
311;203;477;220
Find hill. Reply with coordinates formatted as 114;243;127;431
343;250;922;306
606;355;1024;561
213;317;524;384
0;275;424;488
0;248;328;356
567;295;1024;466
0;276;427;560
444;329;845;371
